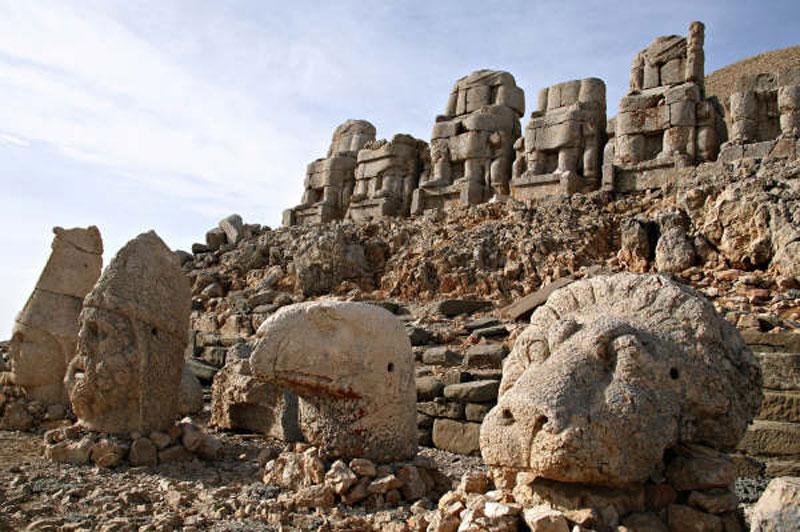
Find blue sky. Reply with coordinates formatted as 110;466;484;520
1;0;798;338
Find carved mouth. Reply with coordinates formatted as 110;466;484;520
273;370;362;400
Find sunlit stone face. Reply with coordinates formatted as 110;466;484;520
480;274;762;486
482;315;680;484
66;306;138;433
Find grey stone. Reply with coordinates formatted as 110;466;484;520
422;347;461;366
416;375;444;401
444;380;499;403
436;299;492;317
463;344;508;369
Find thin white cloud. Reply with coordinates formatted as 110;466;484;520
0;133;30;147
0;1;307;215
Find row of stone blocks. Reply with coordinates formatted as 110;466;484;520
735;329;800;478
283;22;800;228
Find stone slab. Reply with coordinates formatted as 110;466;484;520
755;352;800;390
737;420;800;456
432;419;481;455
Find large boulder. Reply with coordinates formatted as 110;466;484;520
3;226;102;405
250;301;416;462
65;231;191;434
481;273;762;485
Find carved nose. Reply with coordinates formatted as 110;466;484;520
497;406;515;426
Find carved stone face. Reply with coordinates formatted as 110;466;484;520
66;304;185;434
66;306;138;433
482;315;680;484
480;274;762;486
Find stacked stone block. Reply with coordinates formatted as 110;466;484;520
511;78;606;200
719;67;800;162
413;315;510;456
283;120;376;226
346;134;428;221
603;22;722;193
411;70;524;214
736;330;800;477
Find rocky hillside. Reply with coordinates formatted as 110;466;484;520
183;155;800;334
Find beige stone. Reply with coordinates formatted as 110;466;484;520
749;476;800;531
284;120;376;226
481;273;761;485
4;226;102;405
250;301;417;462
210;359;302;440
412;70;524;214
433;418;481;456
66;231;191;434
512;78;606;201
608;22;721;193
346;134;427;221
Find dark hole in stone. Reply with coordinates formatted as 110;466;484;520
387;362;394;373
502;408;513;420
151;327;158;337
670;367;679;380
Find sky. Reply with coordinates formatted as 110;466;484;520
0;0;798;338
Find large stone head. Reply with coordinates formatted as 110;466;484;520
65;231;190;434
250;301;417;463
481;273;761;485
7;226;102;404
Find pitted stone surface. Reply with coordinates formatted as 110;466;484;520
250;301;416;462
66;231;191;434
481;273;762;485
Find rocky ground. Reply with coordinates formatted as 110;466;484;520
0;416;486;532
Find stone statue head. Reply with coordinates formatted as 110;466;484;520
65;231;190;434
481;273;761;485
5;226;102;404
250;301;417;463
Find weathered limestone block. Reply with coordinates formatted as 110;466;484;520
412;70;524;214
481;273;761;485
250;301;417;462
749;477;800;531
718;67;800;163
432;418;481;456
511;78;606;201
604;22;722;193
210;359;302;440
178;364;203;415
283;120;376;226
346;134;427;221
65;231;191;434
2;226;102;405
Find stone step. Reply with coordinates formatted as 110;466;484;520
755;352;800;390
432;418;480;456
737;420;800;456
757;390;800;423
